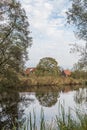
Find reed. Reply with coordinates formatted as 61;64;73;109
2;107;87;130
56;106;87;130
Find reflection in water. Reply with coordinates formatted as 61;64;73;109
74;88;87;104
0;91;19;129
74;88;87;113
0;87;87;129
62;86;73;93
36;92;59;107
18;93;35;120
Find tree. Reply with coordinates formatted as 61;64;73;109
72;62;83;71
0;0;32;76
71;62;87;79
35;57;59;76
67;0;87;68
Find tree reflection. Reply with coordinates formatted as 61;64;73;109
0;91;36;129
62;86;72;93
0;91;19;129
74;88;87;104
36;92;59;107
18;92;35;119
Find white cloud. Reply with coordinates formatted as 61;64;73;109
19;0;81;69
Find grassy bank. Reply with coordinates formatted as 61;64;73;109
2;107;87;130
0;74;87;91
20;75;85;87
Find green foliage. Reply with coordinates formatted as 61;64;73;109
35;57;60;76
0;0;32;72
72;62;87;79
0;0;32;87
0;68;20;88
56;107;87;130
72;70;87;79
67;0;87;41
67;0;87;68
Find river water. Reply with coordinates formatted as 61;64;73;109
0;86;87;129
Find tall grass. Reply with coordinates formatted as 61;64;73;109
56;106;87;130
2;107;87;130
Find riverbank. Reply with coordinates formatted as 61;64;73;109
0;75;87;91
19;76;86;88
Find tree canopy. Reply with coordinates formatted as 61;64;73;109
67;0;87;68
36;57;59;76
0;0;32;75
67;0;87;41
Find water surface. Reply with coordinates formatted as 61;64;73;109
0;86;87;129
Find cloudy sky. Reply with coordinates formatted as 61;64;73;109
19;0;81;69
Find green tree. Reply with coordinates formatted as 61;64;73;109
35;57;59;76
72;62;87;79
0;0;32;75
67;0;87;68
72;62;83;71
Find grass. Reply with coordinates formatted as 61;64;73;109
20;75;83;88
56;106;87;130
2;106;87;130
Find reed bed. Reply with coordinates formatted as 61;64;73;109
2;106;87;130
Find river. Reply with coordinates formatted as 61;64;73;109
0;86;87;129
